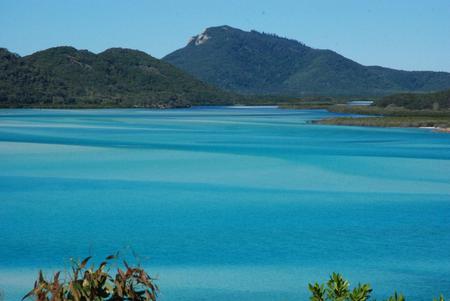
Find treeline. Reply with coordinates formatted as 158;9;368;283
0;47;237;108
376;89;450;110
316;116;450;129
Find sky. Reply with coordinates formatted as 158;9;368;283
1;0;449;72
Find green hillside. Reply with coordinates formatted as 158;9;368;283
0;47;235;108
164;26;450;96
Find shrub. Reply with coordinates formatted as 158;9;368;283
309;274;448;301
23;255;158;301
308;273;372;301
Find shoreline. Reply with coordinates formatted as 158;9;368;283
1;104;449;133
297;104;450;133
312;117;450;134
313;115;450;133
433;127;450;133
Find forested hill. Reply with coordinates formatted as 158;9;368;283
164;25;450;96
0;47;235;108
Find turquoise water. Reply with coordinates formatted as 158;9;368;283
0;107;449;301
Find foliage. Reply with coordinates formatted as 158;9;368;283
0;47;237;108
315;115;450;129
376;89;450;110
308;273;372;301
308;274;447;301
23;255;158;301
315;99;450;129
387;292;405;301
164;26;450;96
327;103;450;117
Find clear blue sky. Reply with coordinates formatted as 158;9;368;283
1;0;449;71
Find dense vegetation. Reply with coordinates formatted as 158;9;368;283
3;32;450;108
327;104;450;116
376;89;450;110
309;90;450;129
316;115;450;129
24;257;446;301
0;47;236;108
164;26;450;96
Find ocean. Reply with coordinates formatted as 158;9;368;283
0;107;449;301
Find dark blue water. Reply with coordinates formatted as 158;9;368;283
0;107;449;301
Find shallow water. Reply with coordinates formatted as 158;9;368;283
0;107;449;301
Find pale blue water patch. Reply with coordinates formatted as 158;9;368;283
0;107;449;301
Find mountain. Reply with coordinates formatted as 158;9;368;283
164;26;450;96
0;47;235;108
